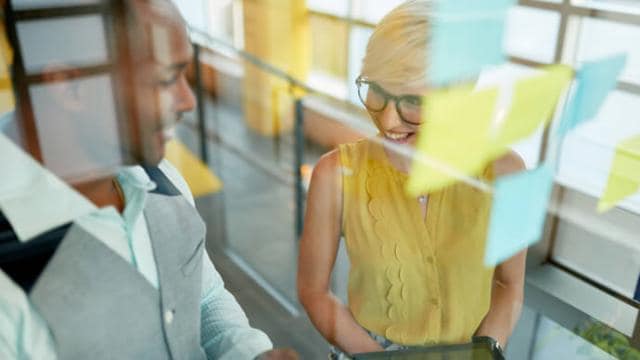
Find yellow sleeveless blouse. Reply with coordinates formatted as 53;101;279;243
339;139;495;345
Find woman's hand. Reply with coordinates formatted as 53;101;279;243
254;348;300;360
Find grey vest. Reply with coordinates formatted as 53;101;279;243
28;193;207;360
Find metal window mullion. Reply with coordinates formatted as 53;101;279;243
12;4;107;21
25;63;113;84
307;9;375;30
529;0;572;268
520;0;640;26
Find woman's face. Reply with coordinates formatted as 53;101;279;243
362;80;427;148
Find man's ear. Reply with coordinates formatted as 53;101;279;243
40;65;83;111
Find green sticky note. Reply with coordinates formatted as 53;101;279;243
430;0;515;86
488;65;573;160
407;86;498;196
598;135;640;212
484;163;554;266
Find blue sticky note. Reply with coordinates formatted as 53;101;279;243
484;163;555;266
556;54;627;138
430;0;515;86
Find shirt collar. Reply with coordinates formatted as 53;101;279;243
0;133;97;242
117;165;157;229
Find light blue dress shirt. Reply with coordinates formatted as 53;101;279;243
0;133;273;359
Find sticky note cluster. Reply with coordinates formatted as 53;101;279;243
407;65;572;196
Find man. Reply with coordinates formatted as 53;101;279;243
0;0;296;358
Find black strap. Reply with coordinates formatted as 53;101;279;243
0;212;71;292
143;165;182;197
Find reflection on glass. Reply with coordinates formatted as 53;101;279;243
16;16;107;75
29;75;122;182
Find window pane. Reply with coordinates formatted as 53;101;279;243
16;16;107;74
556;90;640;213
173;0;208;32
351;0;405;24
309;15;348;79
347;26;373;105
552;207;640;301
205;1;235;42
307;0;348;17
504;6;560;64
575;18;640;85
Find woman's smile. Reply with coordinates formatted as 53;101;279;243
382;130;417;145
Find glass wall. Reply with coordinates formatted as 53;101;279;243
147;0;640;357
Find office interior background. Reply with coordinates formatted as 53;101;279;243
1;0;640;358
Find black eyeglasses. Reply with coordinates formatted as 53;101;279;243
355;75;423;126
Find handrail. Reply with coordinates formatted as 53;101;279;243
188;26;319;97
187;25;496;195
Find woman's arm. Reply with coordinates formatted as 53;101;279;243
474;151;527;346
474;250;526;346
297;150;383;354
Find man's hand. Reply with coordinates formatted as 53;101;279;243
254;348;300;360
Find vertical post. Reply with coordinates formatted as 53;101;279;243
193;43;209;164
633;275;640;347
633;312;640;348
294;98;304;239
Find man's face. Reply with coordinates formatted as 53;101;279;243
130;3;196;166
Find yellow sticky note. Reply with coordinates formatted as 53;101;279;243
0;21;14;114
165;139;223;197
598;135;640;212
0;21;13;67
489;65;573;160
407;86;498;195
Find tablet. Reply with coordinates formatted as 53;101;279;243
351;336;504;360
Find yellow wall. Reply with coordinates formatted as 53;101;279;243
242;0;309;136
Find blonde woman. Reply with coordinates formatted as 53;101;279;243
297;0;526;357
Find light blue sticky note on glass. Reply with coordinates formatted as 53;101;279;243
484;163;555;266
556;54;627;138
430;0;515;86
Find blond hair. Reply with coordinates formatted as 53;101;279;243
361;0;431;90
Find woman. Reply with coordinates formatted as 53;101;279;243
297;0;526;357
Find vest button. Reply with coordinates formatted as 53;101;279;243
164;309;175;324
430;298;439;307
426;256;434;264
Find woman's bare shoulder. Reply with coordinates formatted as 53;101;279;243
313;148;341;179
493;151;526;177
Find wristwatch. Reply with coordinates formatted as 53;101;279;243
472;336;505;360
